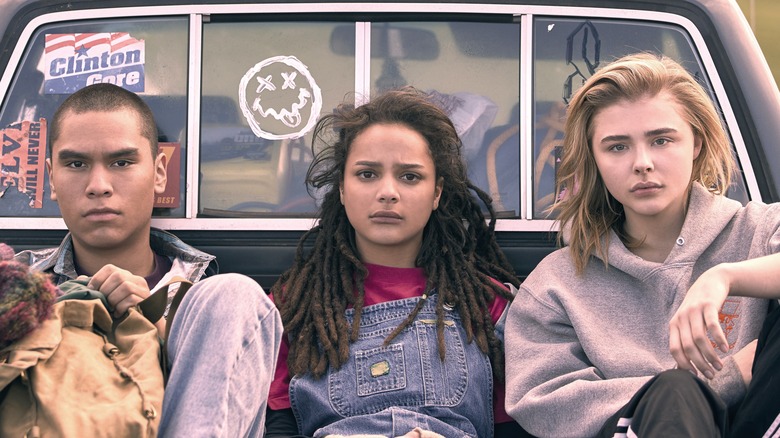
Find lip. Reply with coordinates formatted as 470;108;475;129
83;208;121;220
630;181;662;194
370;210;402;223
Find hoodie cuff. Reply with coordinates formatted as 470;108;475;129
707;356;746;406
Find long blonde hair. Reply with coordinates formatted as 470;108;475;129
554;53;735;274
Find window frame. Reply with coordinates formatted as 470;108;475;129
0;2;759;232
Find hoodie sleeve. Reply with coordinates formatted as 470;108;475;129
505;284;652;437
769;208;780;307
707;356;746;406
764;203;780;255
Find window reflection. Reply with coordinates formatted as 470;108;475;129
199;21;354;216
532;18;747;218
367;21;522;217
0;18;188;218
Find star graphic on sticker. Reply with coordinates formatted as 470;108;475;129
75;45;89;57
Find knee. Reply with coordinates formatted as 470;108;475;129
649;369;704;396
631;370;726;436
195;273;263;297
655;369;698;384
187;273;276;315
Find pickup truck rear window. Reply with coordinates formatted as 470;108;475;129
0;7;748;227
0;17;188;218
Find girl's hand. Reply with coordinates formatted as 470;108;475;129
669;264;731;379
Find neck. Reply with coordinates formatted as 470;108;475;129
72;236;156;277
623;206;686;263
358;242;420;268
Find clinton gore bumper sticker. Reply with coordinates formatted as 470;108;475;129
44;33;145;94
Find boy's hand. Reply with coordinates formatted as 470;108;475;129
88;264;151;318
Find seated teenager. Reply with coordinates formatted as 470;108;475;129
505;53;780;437
265;87;527;437
15;83;283;437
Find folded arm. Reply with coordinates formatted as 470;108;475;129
669;252;780;381
504;288;651;437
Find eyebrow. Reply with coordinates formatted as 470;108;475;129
57;147;141;161
598;134;631;144
598;128;679;144
352;160;425;170
645;128;678;137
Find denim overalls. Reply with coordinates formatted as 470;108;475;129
289;293;494;438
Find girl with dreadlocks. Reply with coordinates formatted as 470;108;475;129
505;53;780;437
264;87;523;438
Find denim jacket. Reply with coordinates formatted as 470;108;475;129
289;293;495;438
14;228;217;314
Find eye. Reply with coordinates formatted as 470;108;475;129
608;144;627;152
400;173;420;182
113;159;132;167
653;138;671;146
65;161;86;169
357;170;376;180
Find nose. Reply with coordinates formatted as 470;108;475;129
633;146;654;174
377;177;399;203
85;167;113;198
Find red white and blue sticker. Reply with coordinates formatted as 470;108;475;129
44;33;145;94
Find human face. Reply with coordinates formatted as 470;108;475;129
341;123;443;267
591;92;702;232
47;109;166;254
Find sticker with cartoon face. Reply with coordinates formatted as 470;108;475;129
239;55;322;140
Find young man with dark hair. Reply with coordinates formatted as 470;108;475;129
15;82;282;437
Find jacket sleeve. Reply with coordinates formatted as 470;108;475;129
504;285;651;437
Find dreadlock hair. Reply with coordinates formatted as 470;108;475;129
271;86;519;380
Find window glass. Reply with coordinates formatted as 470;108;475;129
368;21;521;218
199;20;519;218
532;18;748;218
0;17;188;218
200;21;355;217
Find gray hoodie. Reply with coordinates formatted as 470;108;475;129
505;183;780;437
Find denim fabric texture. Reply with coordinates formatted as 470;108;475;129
289;293;493;438
161;273;283;437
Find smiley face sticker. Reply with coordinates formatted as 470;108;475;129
239;55;323;140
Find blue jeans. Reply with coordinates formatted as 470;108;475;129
289;293;494;438
159;273;283;437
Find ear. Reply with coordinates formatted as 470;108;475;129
432;177;444;210
154;152;168;195
339;184;345;205
693;135;703;160
46;158;57;201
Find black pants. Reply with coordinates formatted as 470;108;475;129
599;305;780;438
729;304;780;437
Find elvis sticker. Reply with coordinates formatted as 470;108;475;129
0;119;47;208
